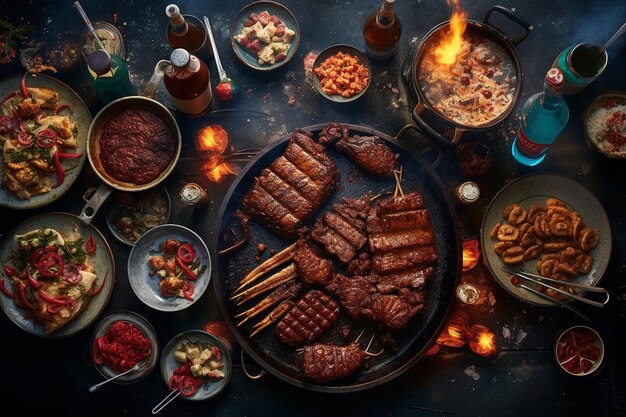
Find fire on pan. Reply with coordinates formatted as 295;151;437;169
213;122;461;392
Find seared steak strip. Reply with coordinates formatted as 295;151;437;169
270;156;326;202
371;246;438;274
257;169;314;218
336;135;398;176
368;229;435;253
275;290;340;347
375;267;433;294
376;192;426;214
242;186;302;239
301;342;366;383
322;212;367;249
366;210;432;234
311;220;356;264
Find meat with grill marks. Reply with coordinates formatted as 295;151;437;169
375;267;433;294
312;196;371;264
301;342;366;383
275;290;340;347
335;135;398;176
293;238;333;285
242;129;339;239
371;246;438;274
325;273;425;329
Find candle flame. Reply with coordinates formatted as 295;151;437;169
462;239;480;271
196;125;229;155
434;0;468;65
203;161;240;183
469;324;497;357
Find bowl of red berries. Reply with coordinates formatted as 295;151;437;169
554;325;604;377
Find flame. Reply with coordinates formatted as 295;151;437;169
462;239;480;271
436;312;469;348
434;0;468;65
469;324;497;357
196;125;229;155
203;161;240;183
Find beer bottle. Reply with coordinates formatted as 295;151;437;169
166;4;206;53
163;48;212;117
87;49;137;104
363;0;402;60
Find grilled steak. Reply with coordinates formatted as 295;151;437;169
371;246;438;274
242;130;339;238
335;135;398;176
368;294;424;330
366;210;432;234
368;229;435;252
275;290;340;347
318;122;350;145
312;196;371;264
346;252;371;276
293;238;334;285
301;342;366;383
376;192;426;214
325;274;377;319
375;267;433;294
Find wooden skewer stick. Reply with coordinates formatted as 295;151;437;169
234;242;298;294
232;264;297;305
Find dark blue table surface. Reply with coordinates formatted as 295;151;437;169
1;1;625;416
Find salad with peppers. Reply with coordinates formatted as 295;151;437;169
0;227;106;334
169;340;225;397
148;238;206;301
0;73;81;200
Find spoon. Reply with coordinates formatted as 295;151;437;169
204;15;238;101
598;22;626;56
89;362;144;393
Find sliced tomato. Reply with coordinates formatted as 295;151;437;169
176;243;196;264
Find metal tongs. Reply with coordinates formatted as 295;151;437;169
503;268;610;321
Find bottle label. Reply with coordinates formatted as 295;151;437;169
516;128;549;156
170;85;212;116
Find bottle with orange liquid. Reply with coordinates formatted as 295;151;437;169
166;4;206;54
163;48;212;117
363;0;402;60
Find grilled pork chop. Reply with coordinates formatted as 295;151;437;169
242;129;339;239
301;342;366;383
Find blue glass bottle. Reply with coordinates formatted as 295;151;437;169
512;68;569;166
87;49;137;104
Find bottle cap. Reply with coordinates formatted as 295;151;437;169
170;48;190;68
455;181;480;204
546;68;565;87
180;182;209;207
88;49;112;76
165;4;180;18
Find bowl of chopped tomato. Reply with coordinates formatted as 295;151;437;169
554;325;604;377
312;44;372;103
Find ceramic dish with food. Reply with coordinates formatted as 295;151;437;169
160;329;232;401
105;186;171;246
554;325;604;377
584;91;626;158
91;310;158;384
230;1;299;71
127;224;211;312
0;73;91;209
312;45;371;103
0;212;114;338
480;173;611;306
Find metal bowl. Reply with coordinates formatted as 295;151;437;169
554;325;604;377
105;186;171;246
312;44;372;103
230;1;300;71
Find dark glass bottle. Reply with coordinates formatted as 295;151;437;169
363;0;402;60
87;49;137;104
166;4;205;53
163;48;212;117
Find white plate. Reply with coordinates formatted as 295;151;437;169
127;224;211;312
0;212;115;337
160;330;232;401
0;73;91;209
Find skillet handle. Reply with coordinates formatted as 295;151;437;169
78;183;112;226
483;5;532;46
411;101;465;146
395;124;446;169
240;349;266;381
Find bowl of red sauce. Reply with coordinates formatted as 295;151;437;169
554;325;604;377
91;311;159;384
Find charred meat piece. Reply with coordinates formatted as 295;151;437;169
318;122;350;145
371;246;438;274
346;252;371;276
312;196;371;264
368;294;424;330
325;274;377;319
366;210;432;234
375;267;433;294
301;342;366;383
336;135;398;176
376;192;425;214
294;238;334;285
275;290;340;347
368;229;435;253
242;130;339;239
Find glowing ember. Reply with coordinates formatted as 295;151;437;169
196;125;229;155
203;161;239;183
436;312;469;347
434;0;468;65
462;239;480;271
469;324;497;357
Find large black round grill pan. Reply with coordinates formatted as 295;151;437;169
212;123;461;392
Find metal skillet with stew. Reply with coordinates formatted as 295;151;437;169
213;123;461;393
404;5;531;146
